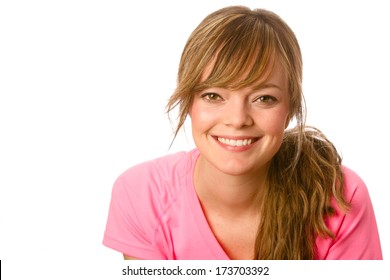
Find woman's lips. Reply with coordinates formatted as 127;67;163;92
212;135;260;150
217;137;258;147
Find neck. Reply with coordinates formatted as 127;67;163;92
194;155;267;217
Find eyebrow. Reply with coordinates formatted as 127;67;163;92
251;83;282;91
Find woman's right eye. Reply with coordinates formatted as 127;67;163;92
200;92;222;101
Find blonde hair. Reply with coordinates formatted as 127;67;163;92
167;6;349;259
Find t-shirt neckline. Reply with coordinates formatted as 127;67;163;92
185;149;230;260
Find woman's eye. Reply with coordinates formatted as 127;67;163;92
201;93;222;101
255;95;277;104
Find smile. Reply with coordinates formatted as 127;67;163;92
215;137;260;147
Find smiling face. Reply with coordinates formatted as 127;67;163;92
189;60;290;176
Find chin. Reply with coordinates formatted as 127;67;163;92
214;162;260;177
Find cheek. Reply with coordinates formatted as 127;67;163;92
189;102;217;129
260;109;290;135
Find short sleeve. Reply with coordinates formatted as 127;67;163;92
324;167;382;259
102;173;166;259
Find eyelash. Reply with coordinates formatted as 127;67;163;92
254;95;278;104
200;92;222;102
200;92;277;105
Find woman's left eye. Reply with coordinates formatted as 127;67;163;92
254;95;277;104
200;92;222;101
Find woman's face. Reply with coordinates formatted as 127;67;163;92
189;60;290;177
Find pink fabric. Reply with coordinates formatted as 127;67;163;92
103;149;382;259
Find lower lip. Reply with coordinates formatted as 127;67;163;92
212;136;259;152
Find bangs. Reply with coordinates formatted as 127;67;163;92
196;17;279;91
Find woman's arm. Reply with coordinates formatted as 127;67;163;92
123;254;140;260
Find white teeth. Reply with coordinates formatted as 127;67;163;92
217;137;255;147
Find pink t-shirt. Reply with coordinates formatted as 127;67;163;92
103;149;382;259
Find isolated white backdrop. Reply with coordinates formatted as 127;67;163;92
0;0;389;279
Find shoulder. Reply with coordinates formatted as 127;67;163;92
316;166;382;259
113;149;198;209
340;165;380;229
118;149;196;185
341;166;370;206
104;149;202;259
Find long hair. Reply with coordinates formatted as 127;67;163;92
166;6;350;259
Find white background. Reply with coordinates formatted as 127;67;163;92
0;0;389;279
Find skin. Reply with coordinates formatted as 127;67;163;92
123;60;290;260
124;255;138;260
189;59;290;259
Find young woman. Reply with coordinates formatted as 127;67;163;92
103;6;382;260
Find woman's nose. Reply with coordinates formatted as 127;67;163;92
223;99;254;129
